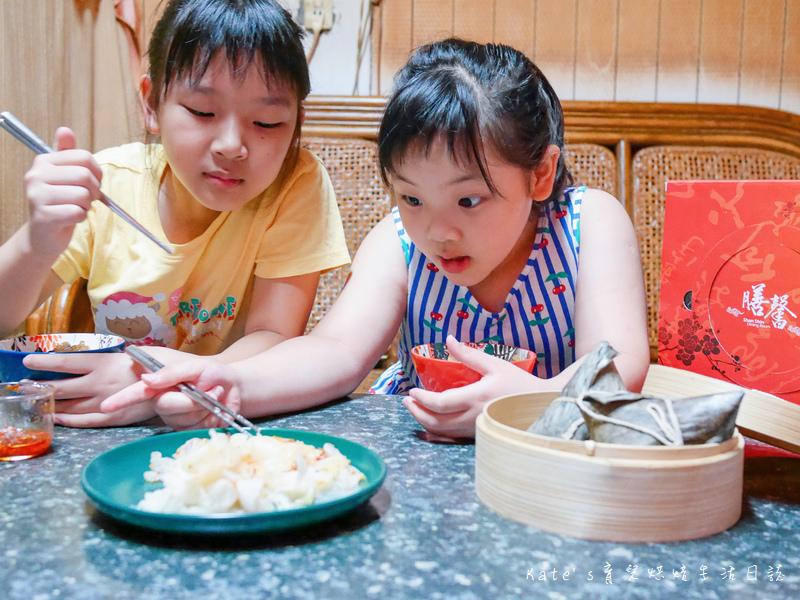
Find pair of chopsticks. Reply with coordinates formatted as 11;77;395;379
0;111;172;255
126;345;259;436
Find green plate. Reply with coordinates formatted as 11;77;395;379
81;428;387;534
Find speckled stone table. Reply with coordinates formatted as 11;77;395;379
2;394;800;600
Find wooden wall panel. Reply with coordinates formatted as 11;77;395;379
412;0;452;49
494;0;536;60
93;0;144;151
783;0;800;113
1;1;70;244
65;5;94;148
372;0;800;116
534;0;578;100
1;1;139;245
574;0;618;101
377;0;414;93
615;0;659;101
656;0;702;102
697;0;743;104
453;0;494;44
739;0;786;109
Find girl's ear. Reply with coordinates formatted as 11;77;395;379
140;75;160;134
530;144;561;201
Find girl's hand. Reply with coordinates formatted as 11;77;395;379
22;352;158;427
24;127;102;259
101;359;244;431
404;336;543;439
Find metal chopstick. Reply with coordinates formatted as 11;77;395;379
125;345;259;436
0;111;173;255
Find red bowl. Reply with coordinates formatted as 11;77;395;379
411;342;537;393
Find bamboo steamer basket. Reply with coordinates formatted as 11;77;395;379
475;364;746;543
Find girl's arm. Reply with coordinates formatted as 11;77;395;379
569;188;651;389
0;128;100;335
404;188;651;438
101;215;409;428
213;271;321;362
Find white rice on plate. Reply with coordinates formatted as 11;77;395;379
136;430;367;515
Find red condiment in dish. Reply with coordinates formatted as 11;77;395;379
0;426;52;461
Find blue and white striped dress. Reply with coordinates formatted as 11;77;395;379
369;186;585;394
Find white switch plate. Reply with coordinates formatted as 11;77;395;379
303;0;334;31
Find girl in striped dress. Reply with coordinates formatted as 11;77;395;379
105;38;650;439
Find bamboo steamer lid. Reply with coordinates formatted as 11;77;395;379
646;364;800;455
475;365;747;543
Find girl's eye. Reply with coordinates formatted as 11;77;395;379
458;196;483;208
401;195;422;207
185;106;213;118
254;121;282;129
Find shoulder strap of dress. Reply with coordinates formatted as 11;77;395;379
391;206;414;266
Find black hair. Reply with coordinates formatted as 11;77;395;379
378;38;572;203
146;0;309;162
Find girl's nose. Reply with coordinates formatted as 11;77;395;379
211;119;248;160
427;218;461;243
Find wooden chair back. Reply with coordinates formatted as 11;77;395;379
25;279;93;336
301;137;392;334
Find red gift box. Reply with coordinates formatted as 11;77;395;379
658;180;800;454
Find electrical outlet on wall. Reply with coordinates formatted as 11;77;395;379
303;0;333;31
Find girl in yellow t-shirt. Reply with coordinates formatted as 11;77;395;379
0;0;349;427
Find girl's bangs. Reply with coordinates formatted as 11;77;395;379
162;3;303;94
381;77;492;189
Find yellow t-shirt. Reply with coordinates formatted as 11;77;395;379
51;143;350;354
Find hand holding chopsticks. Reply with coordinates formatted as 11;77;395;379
0;111;172;254
126;345;259;436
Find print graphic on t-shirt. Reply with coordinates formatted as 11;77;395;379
94;291;175;346
171;296;238;347
93;290;238;348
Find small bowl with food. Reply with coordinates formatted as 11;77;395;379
0;333;126;382
411;342;537;393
